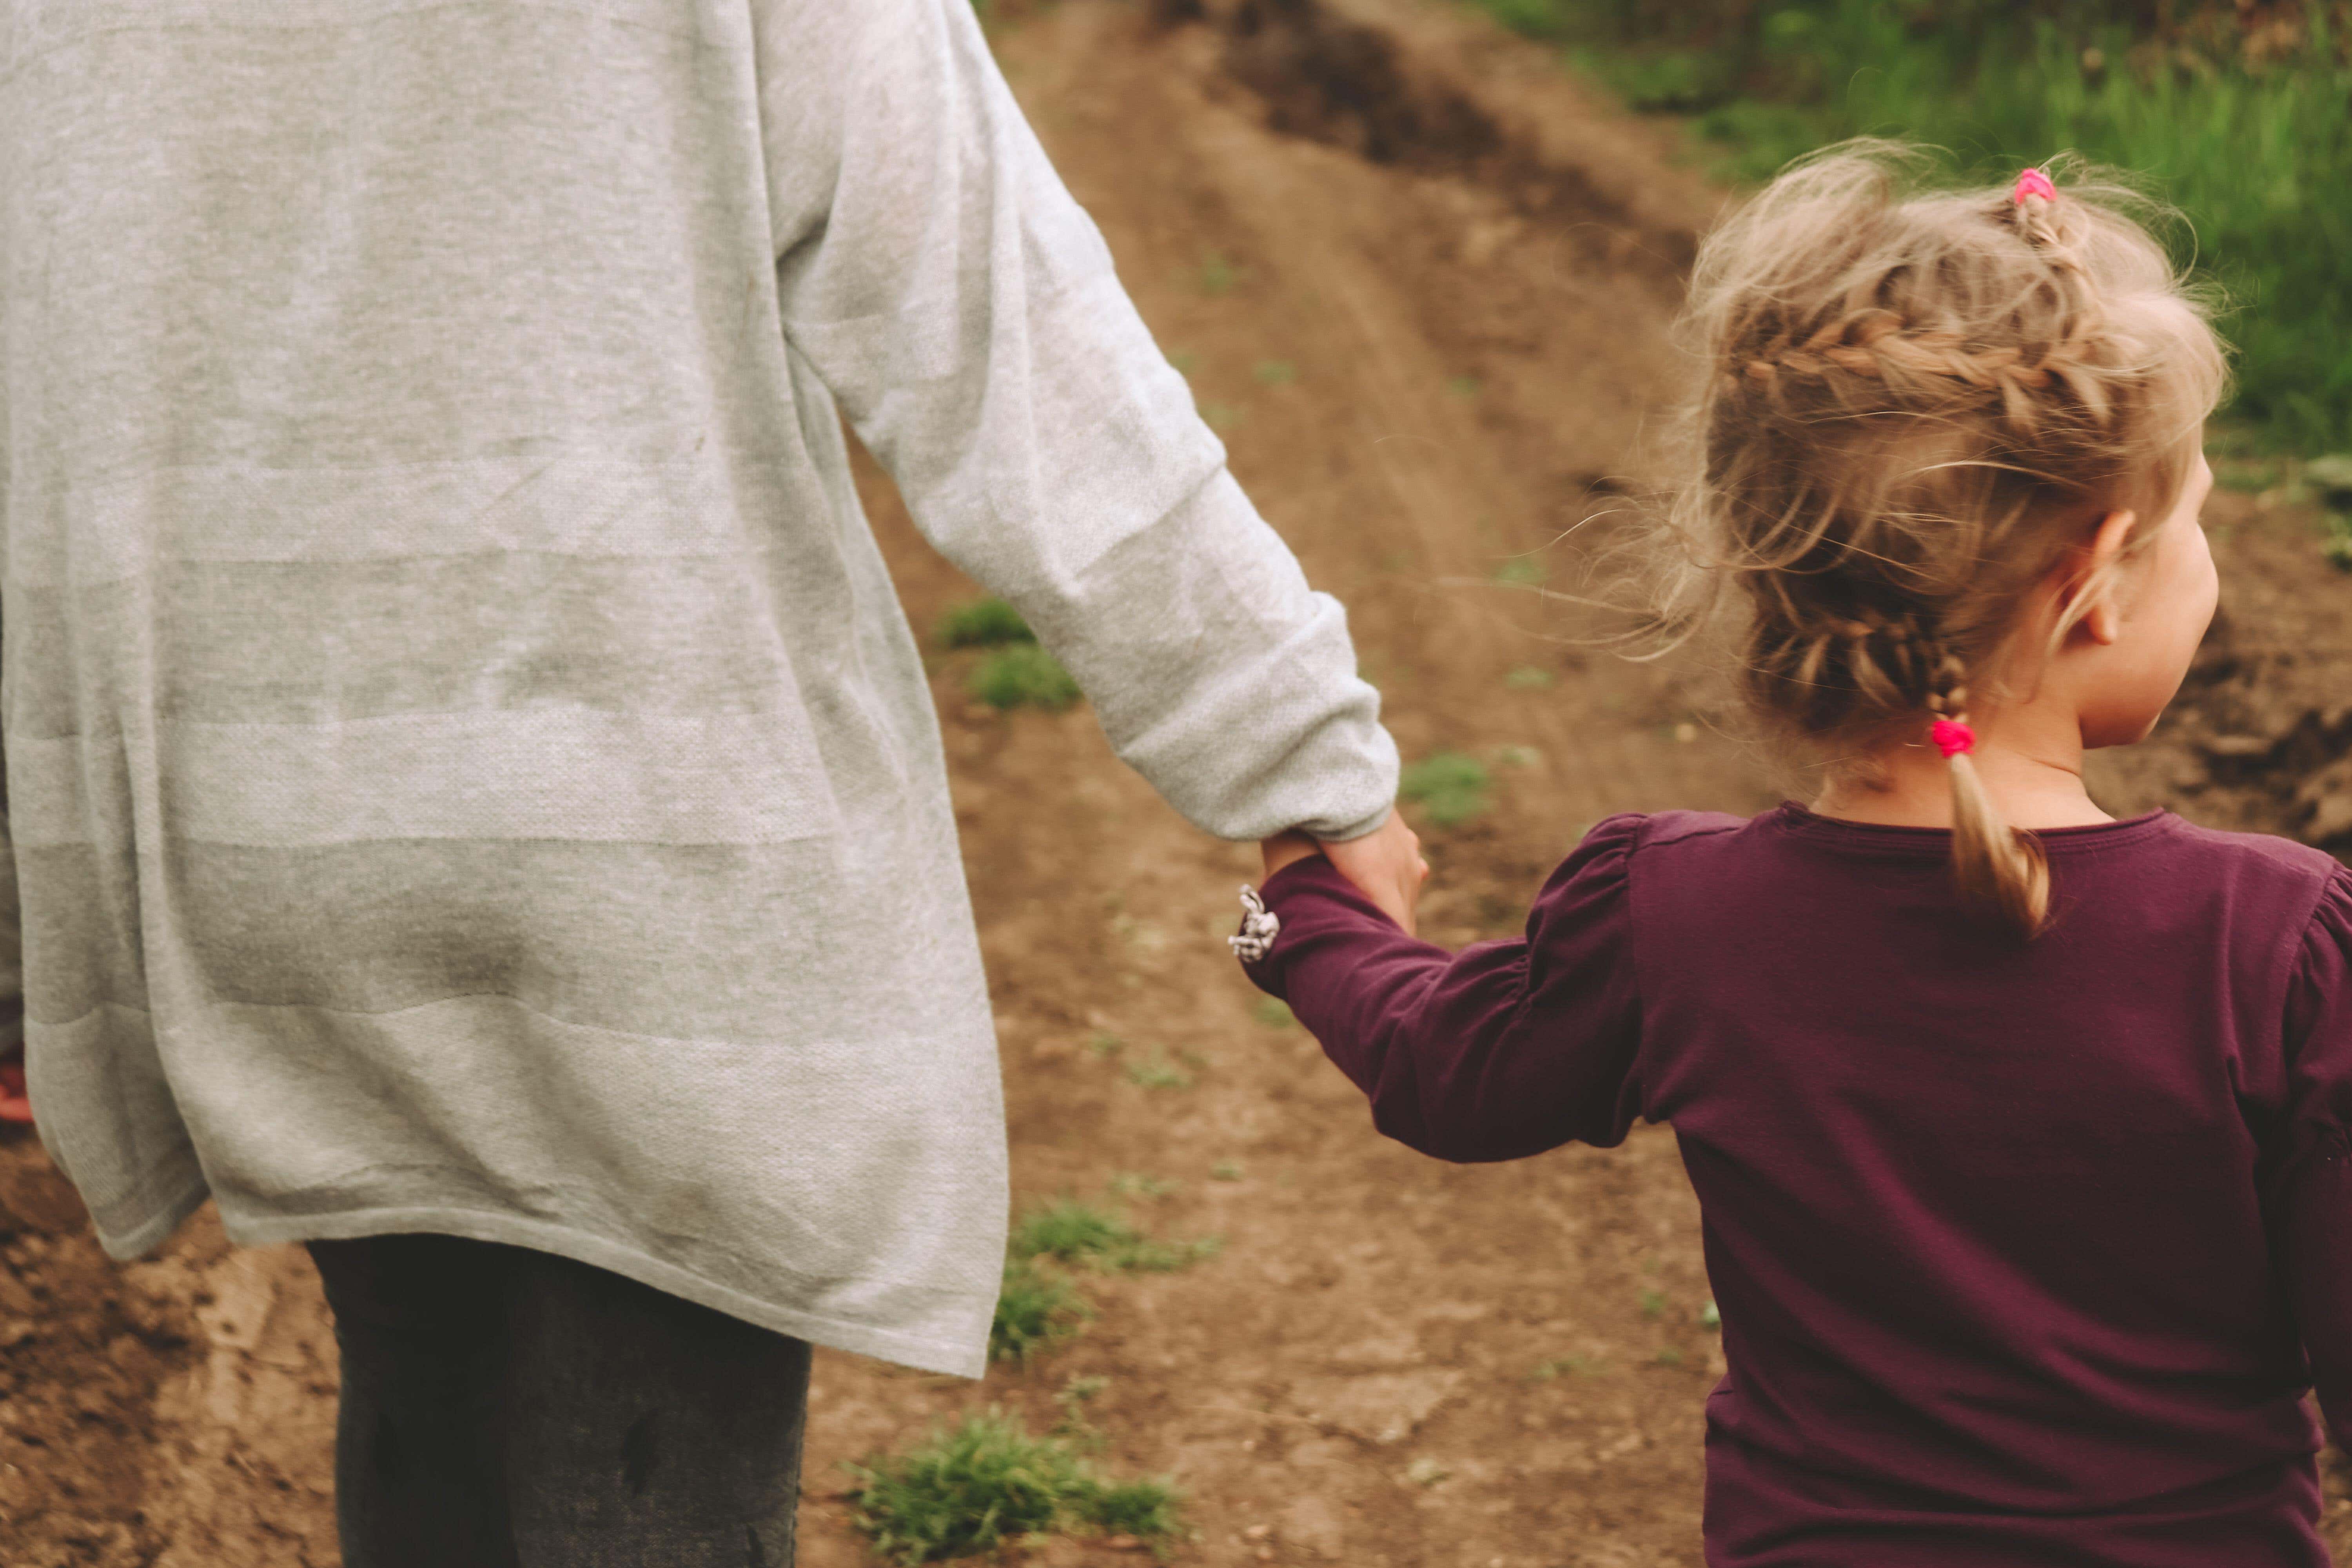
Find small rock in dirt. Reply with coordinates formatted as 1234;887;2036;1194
1278;1494;1346;1559
2305;454;2352;501
2200;733;2273;759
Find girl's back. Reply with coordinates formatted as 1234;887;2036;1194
1637;805;2343;1561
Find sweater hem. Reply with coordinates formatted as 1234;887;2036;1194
215;1203;990;1379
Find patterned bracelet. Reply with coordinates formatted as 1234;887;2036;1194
1227;884;1281;963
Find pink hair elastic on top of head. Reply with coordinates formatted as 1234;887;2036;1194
2013;166;2058;205
1931;718;1977;759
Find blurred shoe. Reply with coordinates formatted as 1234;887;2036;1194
0;1043;31;1124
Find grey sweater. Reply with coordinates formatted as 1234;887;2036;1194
0;0;1395;1376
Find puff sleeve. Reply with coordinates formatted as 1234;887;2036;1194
2272;866;2352;1451
1240;814;1646;1161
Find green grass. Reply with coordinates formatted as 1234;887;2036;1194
1010;1197;1222;1274
1505;664;1558;690
846;1408;1187;1564
990;1256;1093;1365
1457;0;2352;453
938;596;1036;648
1250;997;1295;1028
1122;1047;1196;1091
1253;359;1299;384
1400;750;1495;826
1639;1287;1667;1320
970;643;1081;710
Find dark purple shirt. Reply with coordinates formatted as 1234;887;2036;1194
1240;804;2352;1567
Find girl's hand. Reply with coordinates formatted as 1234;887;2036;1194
1258;808;1430;936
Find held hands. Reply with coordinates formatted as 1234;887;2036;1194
1259;807;1429;936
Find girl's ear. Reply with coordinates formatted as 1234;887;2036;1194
2069;508;2138;646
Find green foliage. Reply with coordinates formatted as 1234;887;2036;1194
1010;1197;1222;1273
846;1408;1187;1564
939;596;1036;648
1639;1286;1667;1319
1123;1047;1196;1091
1106;1171;1180;1201
971;644;1081;710
990;1257;1093;1365
1461;0;2352;452
1653;1347;1685;1366
1400;750;1495;826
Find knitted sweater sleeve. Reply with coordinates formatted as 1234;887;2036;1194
747;0;1397;843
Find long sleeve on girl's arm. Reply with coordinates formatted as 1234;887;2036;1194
1239;814;1645;1162
750;0;1395;844
2272;868;2352;1451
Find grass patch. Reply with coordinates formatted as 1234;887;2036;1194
1457;0;2352;453
990;1257;1092;1365
938;596;1035;649
1200;400;1245;433
1210;1159;1245;1181
1199;252;1242;296
1529;1352;1606;1379
1106;1171;1180;1201
1505;664;1557;690
971;644;1081;711
1491;555;1545;586
1639;1287;1667;1320
1701;1297;1721;1328
1010;1197;1223;1274
1253;359;1298;384
846;1407;1187;1564
1251;998;1295;1028
1400;750;1495;827
1122;1047;1196;1091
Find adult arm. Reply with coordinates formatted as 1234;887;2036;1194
1237;815;1646;1161
751;0;1396;843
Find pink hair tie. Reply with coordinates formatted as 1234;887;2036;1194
1931;718;1976;759
2012;167;2057;205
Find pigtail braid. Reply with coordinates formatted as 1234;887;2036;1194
1927;653;2049;936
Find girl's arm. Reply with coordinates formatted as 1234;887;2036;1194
1238;814;1645;1162
2273;869;2352;1452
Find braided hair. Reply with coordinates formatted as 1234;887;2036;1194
1650;140;2225;936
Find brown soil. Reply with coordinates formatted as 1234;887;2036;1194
3;0;2349;1562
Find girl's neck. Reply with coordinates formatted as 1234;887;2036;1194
1809;712;2115;831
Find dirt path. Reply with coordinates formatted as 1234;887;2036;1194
3;1;2351;1563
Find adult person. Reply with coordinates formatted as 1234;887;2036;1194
0;0;1421;1560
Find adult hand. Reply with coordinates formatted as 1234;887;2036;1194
1259;808;1429;936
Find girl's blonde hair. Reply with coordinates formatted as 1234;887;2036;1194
1648;139;2229;937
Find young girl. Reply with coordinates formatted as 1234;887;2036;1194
1231;144;2352;1565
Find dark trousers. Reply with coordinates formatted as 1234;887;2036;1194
305;1233;813;1568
